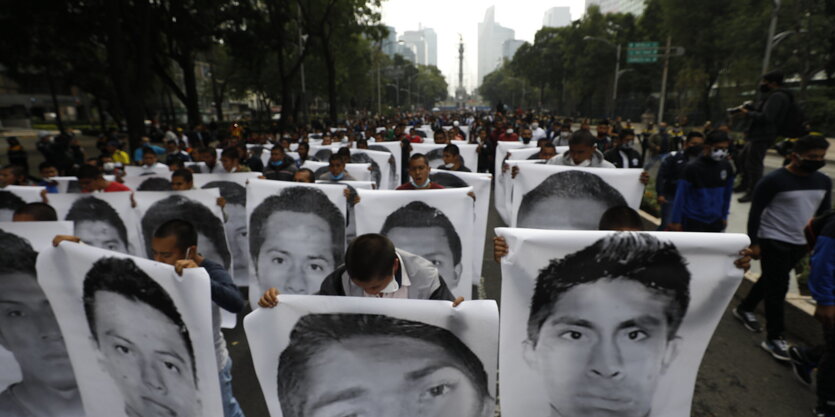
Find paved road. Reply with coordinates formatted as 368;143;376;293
0;133;823;415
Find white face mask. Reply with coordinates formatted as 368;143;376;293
711;148;728;161
531;123;539;129
573;158;592;167
506;129;513;135
103;162;115;172
443;162;455;169
560;131;570;138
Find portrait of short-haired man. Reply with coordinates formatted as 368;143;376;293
141;194;231;269
517;170;627;230
82;257;201;417
0;230;83;417
523;232;690;417
0;191;26;222
277;313;495;417
380;201;464;293
249;186;345;295
201;181;249;283
66;196;131;253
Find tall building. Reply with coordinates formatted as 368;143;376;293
586;0;646;16
543;7;572;28
382;26;397;56
502;39;526;60
478;6;515;86
423;28;438;67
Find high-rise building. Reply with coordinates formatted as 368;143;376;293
502;39;526;60
478;6;515;86
543;7;572;28
586;0;646;16
382;26;397;56
423;28;438;67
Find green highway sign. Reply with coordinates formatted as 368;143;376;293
627;56;658;63
628;41;659;49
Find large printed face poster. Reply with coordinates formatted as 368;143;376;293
133;189;229;270
300;160;373;182
48;192;143;256
37;242;222;417
365;141;402;187
246;179;348;306
496;228;749;417
510;164;644;229
244;295;499;417
428;171;492;283
0;186;47;221
493;141;536;224
193;173;262;286
354;188;475;298
0;222;83;417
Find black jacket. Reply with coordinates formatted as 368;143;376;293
604;147;643;168
747;89;792;142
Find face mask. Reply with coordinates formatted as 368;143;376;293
378;277;400;294
560;131;570;138
573;158;592;167
332;172;345;180
521;137;531;144
531;123;539;129
710;148;728;161
103;162;115;172
410;178;431;189
620;142;633;149
506;129;513;135
270;160;284;167
686;145;704;156
443;162;455;169
797;158;825;173
659;127;667;133
759;84;770;93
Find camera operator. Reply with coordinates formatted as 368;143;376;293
736;70;793;203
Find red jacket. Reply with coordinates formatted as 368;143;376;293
396;182;445;190
498;133;519;142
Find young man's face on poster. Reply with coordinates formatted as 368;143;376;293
525;278;679;417
0;273;76;390
385;226;460;290
518;196;608;231
255;211;336;294
290;335;488;417
75;220;128;253
91;290;199;417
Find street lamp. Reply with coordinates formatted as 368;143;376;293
583;36;622;117
762;0;781;74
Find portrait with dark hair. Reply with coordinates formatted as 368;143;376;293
354;188;475;297
66;196;130;253
243;295;499;417
137;176;172;191
82;257;201;417
201;180;249;284
363;147;399;189
430;172;470;188
0;190;26;222
424;148;445;168
0;223;83;417
139;192;231;269
248;181;346;299
496;228;750;417
380;201;464;291
350;153;382;188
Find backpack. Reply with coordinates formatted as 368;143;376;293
774;90;807;138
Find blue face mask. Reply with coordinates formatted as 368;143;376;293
410;178;430;188
270;160;284;167
332;172;345;180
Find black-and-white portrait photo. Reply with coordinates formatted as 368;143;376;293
497;228;749;417
0;222;84;417
244;295;499;417
354;188;475;298
200;179;250;286
247;180;347;303
37;243;222;417
0;190;26;222
137;191;231;270
49;192;141;256
411;143;477;173
511;164;644;230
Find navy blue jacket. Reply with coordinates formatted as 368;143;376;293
656;150;699;198
200;259;245;314
670;156;735;224
810;215;835;306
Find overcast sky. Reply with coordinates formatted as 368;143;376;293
380;0;587;95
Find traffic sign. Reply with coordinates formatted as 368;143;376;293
628;41;659;49
627;56;658;63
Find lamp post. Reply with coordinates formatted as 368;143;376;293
762;0;781;75
583;36;621;117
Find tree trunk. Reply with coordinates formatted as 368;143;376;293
179;53;201;126
210;62;225;122
46;68;65;134
322;38;338;124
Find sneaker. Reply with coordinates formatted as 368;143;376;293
733;307;762;332
738;193;753;203
761;337;791;361
789;346;816;388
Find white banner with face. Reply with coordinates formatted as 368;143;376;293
37;243;222;417
193;173;262;286
133;190;229;270
493;142;536;224
351;149;396;190
301;161;373;182
510;164;644;229
124;165;170;178
244;295;499;417
427;171;492;282
122;175;171;191
410;143;477;174
499;159;542;226
0;186;46;221
48;192;142;257
246;179;348;306
0;222;76;409
365;141;403;186
354;188;475;298
496;228;748;417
